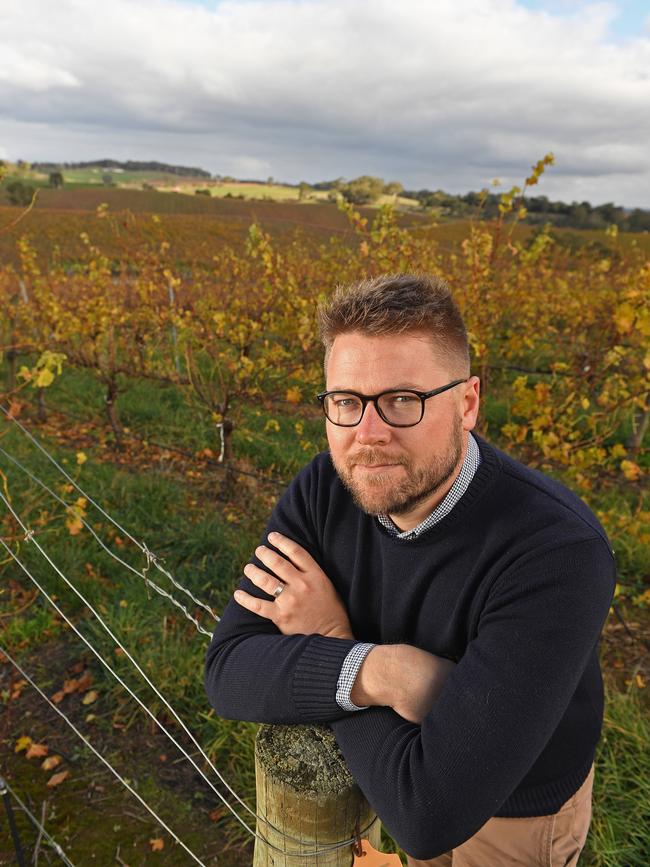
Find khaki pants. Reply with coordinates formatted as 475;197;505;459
407;765;594;867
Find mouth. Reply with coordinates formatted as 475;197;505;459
354;463;402;470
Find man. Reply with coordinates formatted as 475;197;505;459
204;274;615;865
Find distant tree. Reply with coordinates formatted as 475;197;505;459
625;208;650;232
340;175;385;205
102;173;114;186
6;181;35;206
384;181;403;196
267;176;274;185
298;181;311;201
49;171;64;189
195;188;211;196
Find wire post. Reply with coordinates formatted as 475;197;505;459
253;725;381;866
1;774;27;867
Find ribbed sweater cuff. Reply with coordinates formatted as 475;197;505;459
293;635;359;721
496;755;595;817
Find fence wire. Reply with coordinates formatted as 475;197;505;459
0;645;208;866
0;775;76;867
0;402;219;624
0;444;216;638
0;412;378;856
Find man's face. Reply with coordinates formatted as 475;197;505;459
325;330;480;524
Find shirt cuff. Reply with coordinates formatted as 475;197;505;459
336;642;376;711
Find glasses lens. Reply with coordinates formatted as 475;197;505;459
323;393;363;425
377;392;423;425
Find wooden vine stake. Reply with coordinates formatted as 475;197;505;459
254;724;382;866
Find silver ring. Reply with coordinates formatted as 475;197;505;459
272;583;285;598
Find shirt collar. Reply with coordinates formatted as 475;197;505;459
377;432;481;540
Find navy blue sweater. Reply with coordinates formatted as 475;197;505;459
204;437;615;859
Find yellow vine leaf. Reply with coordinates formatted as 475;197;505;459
620;460;641;481
285;387;302;404
34;367;55;388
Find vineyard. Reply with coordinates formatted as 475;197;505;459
0;160;648;865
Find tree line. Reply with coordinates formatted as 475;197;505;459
307;175;649;231
31;159;212;178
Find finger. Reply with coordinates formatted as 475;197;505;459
243;562;287;597
266;532;315;572
255;544;300;581
233;589;277;621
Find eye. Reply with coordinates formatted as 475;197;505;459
388;393;419;405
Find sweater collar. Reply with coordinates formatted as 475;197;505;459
377;432;481;540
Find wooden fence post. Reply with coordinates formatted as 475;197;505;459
254;723;382;866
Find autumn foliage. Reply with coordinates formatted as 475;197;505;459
0;156;647;600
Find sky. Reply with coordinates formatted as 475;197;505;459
1;0;649;208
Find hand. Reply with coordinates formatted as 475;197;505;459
351;644;456;724
234;532;355;640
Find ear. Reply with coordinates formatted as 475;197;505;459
461;376;480;431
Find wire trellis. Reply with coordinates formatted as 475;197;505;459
0;407;379;857
0;775;76;867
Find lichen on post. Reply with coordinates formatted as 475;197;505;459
254;724;381;866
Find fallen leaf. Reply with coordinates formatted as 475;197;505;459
7;400;22;420
15;735;32;753
82;690;98;705
42;755;62;771
47;770;69;788
63;678;79;694
149;838;164;852
26;743;49;759
209;807;224;822
51;690;66;704
10;679;27;700
77;671;93;691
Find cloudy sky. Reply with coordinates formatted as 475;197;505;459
1;0;649;207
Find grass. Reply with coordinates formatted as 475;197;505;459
1;360;648;865
189;182;306;201
586;680;650;866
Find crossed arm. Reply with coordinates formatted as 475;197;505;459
234;531;456;724
205;524;614;858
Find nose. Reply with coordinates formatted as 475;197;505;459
355;400;392;445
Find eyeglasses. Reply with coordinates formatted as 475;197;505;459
316;379;468;427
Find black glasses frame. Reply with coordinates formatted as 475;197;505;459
316;378;468;428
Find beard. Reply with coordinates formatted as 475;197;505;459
330;419;464;517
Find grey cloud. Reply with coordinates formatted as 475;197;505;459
1;0;649;206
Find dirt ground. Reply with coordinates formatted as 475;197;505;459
0;636;253;866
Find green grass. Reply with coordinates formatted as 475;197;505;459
191;182;305;201
585;681;650;866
